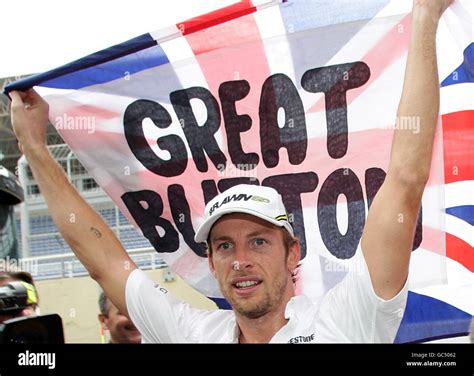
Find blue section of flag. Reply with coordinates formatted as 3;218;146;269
395;292;472;343
279;0;390;33
441;42;474;87
446;205;474;226
4;33;165;93
42;44;170;90
208;297;232;310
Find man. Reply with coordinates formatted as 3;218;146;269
98;290;141;344
9;0;453;342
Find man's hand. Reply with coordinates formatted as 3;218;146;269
10;89;49;151
413;0;454;20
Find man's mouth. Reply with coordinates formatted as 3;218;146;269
125;324;139;332
231;278;262;296
234;280;261;289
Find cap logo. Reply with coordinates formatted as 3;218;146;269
251;195;270;203
275;214;288;222
209;193;253;215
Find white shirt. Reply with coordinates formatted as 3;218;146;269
126;252;408;343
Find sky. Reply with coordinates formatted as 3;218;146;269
0;0;235;77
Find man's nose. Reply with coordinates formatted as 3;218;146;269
232;245;252;270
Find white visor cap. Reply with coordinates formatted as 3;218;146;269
194;184;294;243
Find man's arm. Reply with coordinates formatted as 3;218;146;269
10;89;137;316
361;0;453;300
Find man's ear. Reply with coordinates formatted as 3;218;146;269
208;248;216;278
98;314;108;330
287;240;301;271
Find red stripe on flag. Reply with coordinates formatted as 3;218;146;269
184;2;271;160
446;233;474;272
177;1;257;36
442;110;474;184
420;226;473;273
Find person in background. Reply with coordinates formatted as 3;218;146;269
98;290;141;344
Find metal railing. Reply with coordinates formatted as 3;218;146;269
19;247;167;281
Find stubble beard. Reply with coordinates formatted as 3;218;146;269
222;274;288;319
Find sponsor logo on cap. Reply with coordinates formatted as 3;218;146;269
208;193;271;215
251;195;270;203
209;193;252;215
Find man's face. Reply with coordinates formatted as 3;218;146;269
208;213;299;319
100;301;141;344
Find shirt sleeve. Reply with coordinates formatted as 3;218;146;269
316;249;408;343
125;268;211;343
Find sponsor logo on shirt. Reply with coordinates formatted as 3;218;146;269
153;283;168;294
288;333;315;344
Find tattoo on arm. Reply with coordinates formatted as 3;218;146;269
90;227;102;238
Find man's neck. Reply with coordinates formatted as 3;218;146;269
236;295;294;343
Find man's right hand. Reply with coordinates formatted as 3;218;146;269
10;89;49;151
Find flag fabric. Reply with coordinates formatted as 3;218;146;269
5;0;473;343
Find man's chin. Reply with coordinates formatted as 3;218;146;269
231;300;270;319
124;329;142;343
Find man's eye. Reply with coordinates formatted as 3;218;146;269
217;242;233;250
253;238;267;246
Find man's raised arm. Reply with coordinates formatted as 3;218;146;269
361;0;453;299
10;89;136;316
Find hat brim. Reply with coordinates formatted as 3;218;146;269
194;207;294;243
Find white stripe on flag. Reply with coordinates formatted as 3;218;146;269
437;0;473;80
441;83;474;114
160;33;196;63
373;0;411;18
253;1;296;78
149;25;182;43
445;181;474;208
412;255;474;315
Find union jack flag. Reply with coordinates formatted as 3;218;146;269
6;0;473;342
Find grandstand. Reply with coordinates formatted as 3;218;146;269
1;76;166;280
15;142;168;281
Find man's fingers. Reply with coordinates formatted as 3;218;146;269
10;89;48;113
25;88;47;108
9;91;24;106
25;88;41;101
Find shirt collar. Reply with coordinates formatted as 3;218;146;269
229;295;313;342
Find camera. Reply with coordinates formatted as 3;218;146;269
0;314;64;344
0;281;29;314
0;281;64;344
